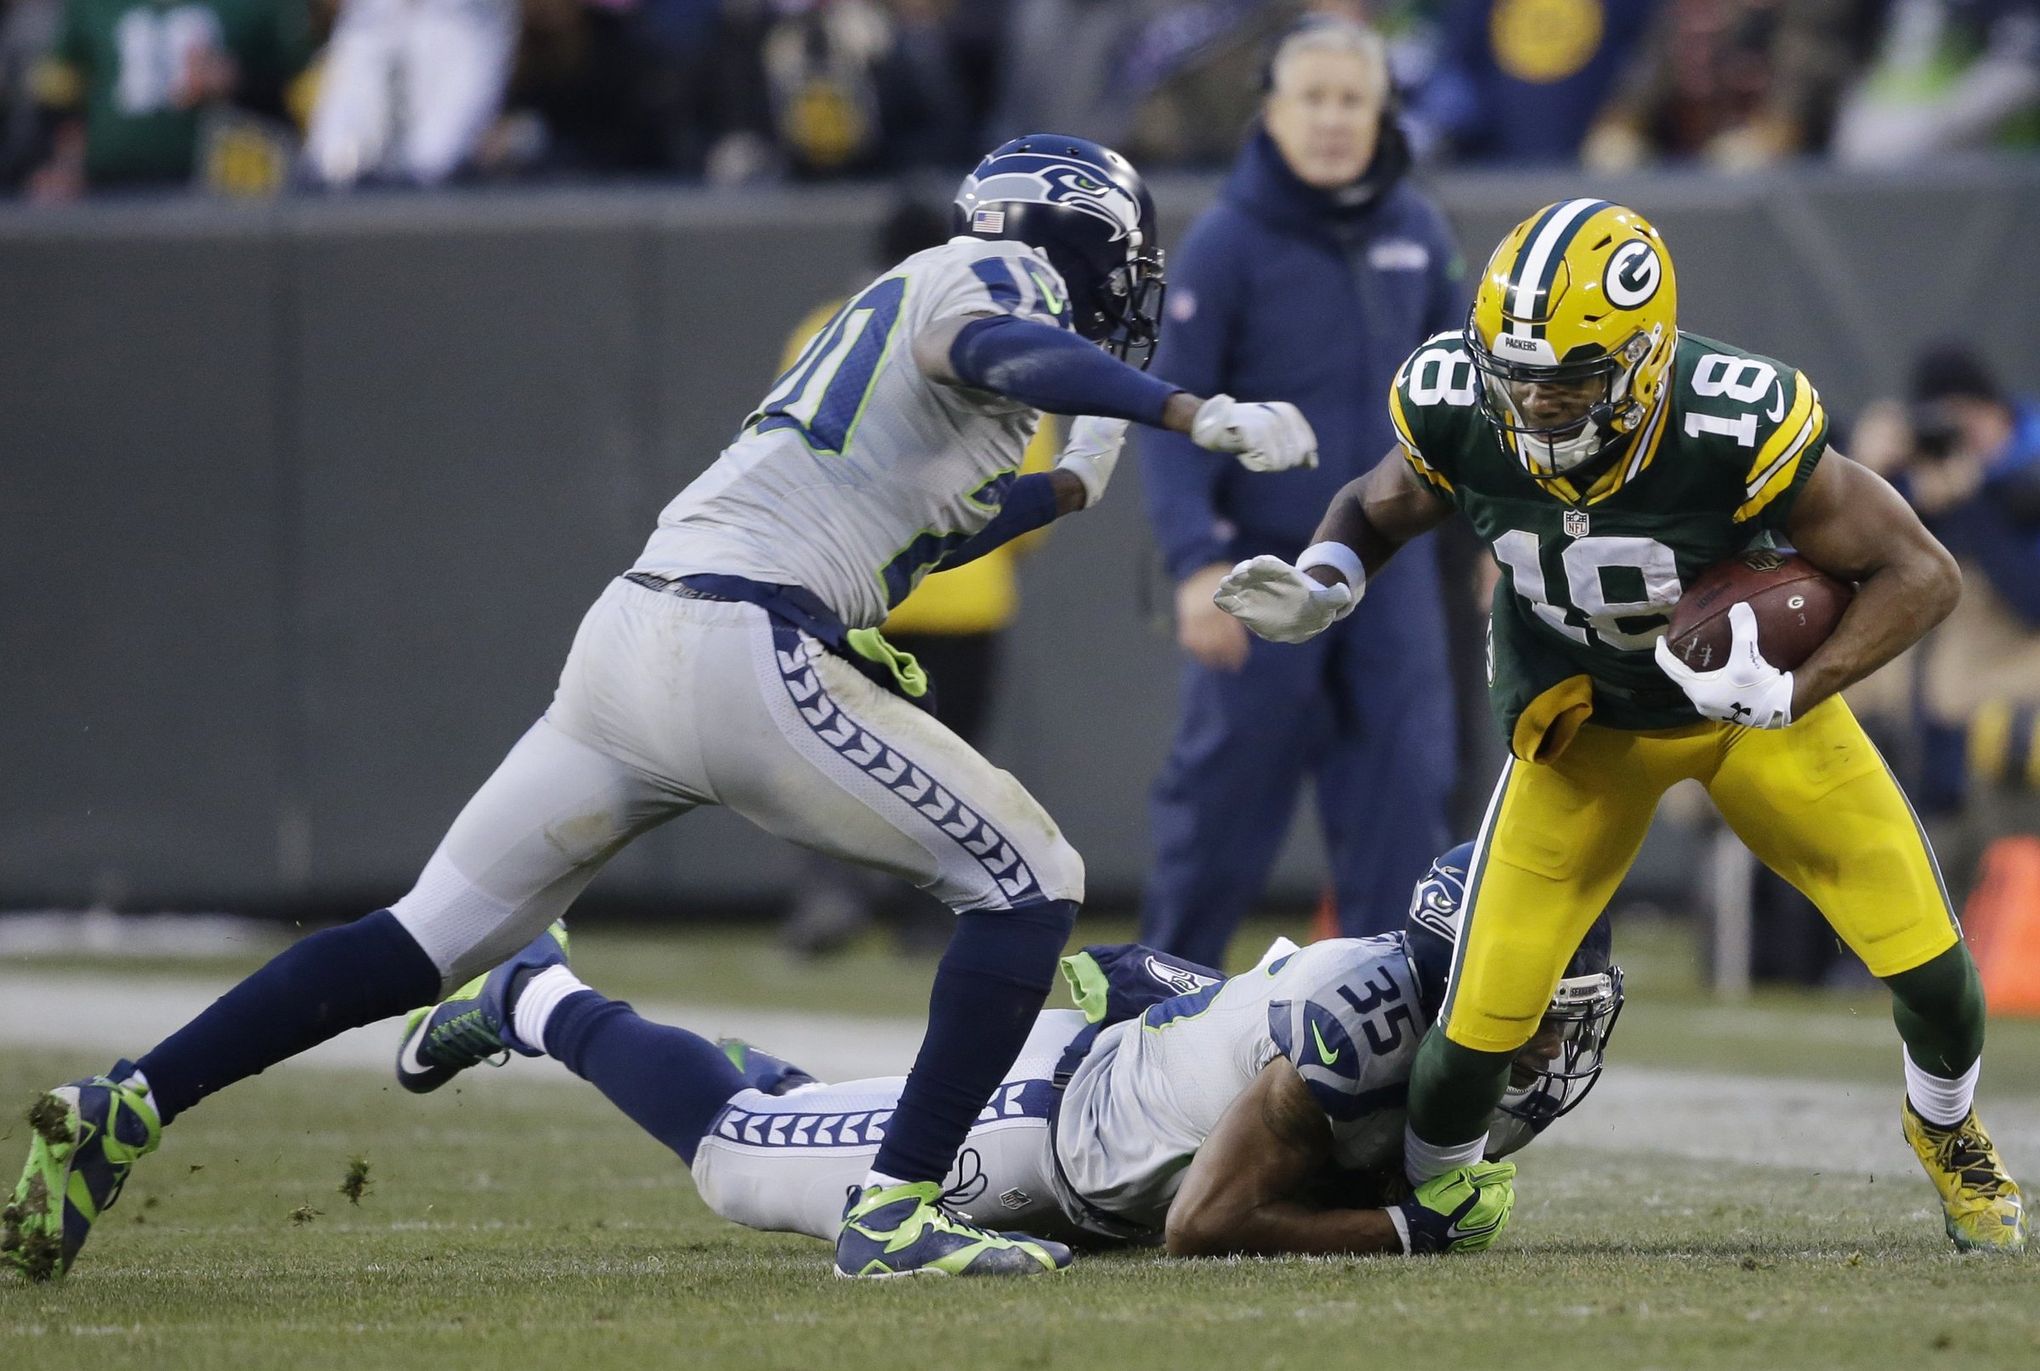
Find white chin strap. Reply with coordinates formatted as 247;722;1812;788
1521;421;1602;476
1496;384;1603;477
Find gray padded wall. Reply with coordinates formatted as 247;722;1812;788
4;168;2036;912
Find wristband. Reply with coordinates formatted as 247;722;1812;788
1386;1203;1413;1254
1296;541;1366;595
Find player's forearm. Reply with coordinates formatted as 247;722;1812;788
1789;547;1959;716
1304;459;1448;590
935;471;1072;573
944;314;1185;425
1781;454;1963;716
1310;478;1403;583
1166;1201;1403;1258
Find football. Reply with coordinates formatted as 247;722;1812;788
1664;549;1853;672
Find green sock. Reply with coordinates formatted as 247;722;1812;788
1884;942;1986;1078
1406;1025;1517;1145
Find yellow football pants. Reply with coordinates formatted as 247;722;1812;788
1443;696;1961;1053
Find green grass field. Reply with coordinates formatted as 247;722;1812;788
4;919;2037;1370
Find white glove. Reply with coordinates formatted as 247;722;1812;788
1053;415;1130;508
1653;601;1795;729
1213;554;1356;644
1191;394;1319;473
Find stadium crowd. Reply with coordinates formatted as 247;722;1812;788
0;0;2034;198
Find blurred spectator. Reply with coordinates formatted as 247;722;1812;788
28;0;308;199
2;0;61;185
1833;0;2040;164
1122;0;1340;168
302;0;516;185
745;0;972;181
1398;0;1657;163
1136;17;1462;966
517;0;766;178
777;197;1061;957
1850;343;2040;880
990;0;1152;148
1583;0;1883;171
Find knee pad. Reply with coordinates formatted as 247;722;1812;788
389;852;525;989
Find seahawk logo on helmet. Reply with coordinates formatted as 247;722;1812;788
1403;842;1624;1134
965;163;1142;239
954;134;1168;366
1464;199;1680;482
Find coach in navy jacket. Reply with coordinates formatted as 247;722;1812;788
1136;18;1465;965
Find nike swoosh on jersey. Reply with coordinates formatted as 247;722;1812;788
1311;1020;1341;1065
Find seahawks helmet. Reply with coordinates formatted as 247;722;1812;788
953;134;1167;366
1464;199;1679;481
1404;842;1624;1134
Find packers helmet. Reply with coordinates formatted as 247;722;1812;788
1466;199;1678;479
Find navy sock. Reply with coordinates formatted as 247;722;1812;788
136;909;439;1125
543;990;744;1167
872;899;1076;1184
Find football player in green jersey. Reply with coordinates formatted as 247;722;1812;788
1215;198;2025;1253
30;0;308;197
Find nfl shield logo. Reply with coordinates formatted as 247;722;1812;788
1563;509;1590;537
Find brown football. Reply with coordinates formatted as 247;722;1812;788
1665;550;1853;672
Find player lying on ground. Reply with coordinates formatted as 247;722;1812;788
1216;198;2025;1252
393;844;1621;1262
3;134;1323;1284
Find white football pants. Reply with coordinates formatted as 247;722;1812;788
690;1011;1088;1243
304;0;516;185
390;578;1083;988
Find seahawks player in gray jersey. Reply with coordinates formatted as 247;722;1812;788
4;134;1321;1286
396;842;1622;1259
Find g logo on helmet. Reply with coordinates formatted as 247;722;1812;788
1603;240;1662;309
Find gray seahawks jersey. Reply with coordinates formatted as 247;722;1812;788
633;237;1071;629
1052;936;1427;1235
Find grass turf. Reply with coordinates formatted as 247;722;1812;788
4;920;2038;1370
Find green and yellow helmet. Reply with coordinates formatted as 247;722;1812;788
1466;199;1678;480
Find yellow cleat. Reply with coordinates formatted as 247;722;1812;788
1903;1101;2027;1253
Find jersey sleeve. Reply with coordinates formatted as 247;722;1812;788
1731;366;1830;528
1388;333;1469;500
923;243;1076;334
1265;943;1423;1126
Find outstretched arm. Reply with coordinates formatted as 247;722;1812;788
913;314;1314;473
1303;446;1459;588
1215;450;1455;644
1782;451;1961;717
1165;1060;1403;1257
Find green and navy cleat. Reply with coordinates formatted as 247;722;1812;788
3;1060;162;1282
717;1038;819;1096
395;921;568;1094
833;1180;1071;1278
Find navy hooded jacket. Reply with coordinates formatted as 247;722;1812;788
1140;125;1467;581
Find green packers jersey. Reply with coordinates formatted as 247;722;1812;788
1389;330;1830;757
49;0;305;185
